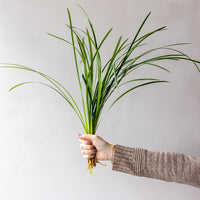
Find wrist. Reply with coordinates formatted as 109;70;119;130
107;144;113;160
107;144;116;162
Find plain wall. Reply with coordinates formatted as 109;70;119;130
0;0;200;199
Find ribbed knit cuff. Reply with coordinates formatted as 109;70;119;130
112;145;147;176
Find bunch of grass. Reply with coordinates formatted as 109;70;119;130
0;5;199;173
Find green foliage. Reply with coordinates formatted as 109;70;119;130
1;6;199;135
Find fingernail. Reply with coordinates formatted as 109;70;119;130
77;134;82;137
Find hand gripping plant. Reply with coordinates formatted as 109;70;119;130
0;6;199;173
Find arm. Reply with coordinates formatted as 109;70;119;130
113;144;200;188
78;134;200;188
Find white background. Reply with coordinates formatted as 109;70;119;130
0;0;200;199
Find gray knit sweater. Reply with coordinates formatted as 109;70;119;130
112;145;200;188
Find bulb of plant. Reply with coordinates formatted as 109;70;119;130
0;5;199;173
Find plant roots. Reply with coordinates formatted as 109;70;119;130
87;156;106;173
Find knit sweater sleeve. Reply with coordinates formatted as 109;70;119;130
112;145;200;188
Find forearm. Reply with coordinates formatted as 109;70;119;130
112;145;200;188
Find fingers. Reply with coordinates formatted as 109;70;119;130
81;149;97;155
77;134;97;159
81;148;97;159
83;154;95;159
80;144;94;150
77;134;95;141
79;139;92;145
78;134;93;146
80;143;97;159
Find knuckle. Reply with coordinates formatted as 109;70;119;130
81;149;96;156
89;150;93;154
93;135;97;140
81;150;85;155
83;155;88;159
79;139;83;143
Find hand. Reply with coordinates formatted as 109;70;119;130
77;134;113;161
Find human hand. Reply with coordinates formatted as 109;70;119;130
77;134;113;161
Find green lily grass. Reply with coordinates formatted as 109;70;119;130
0;6;199;172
